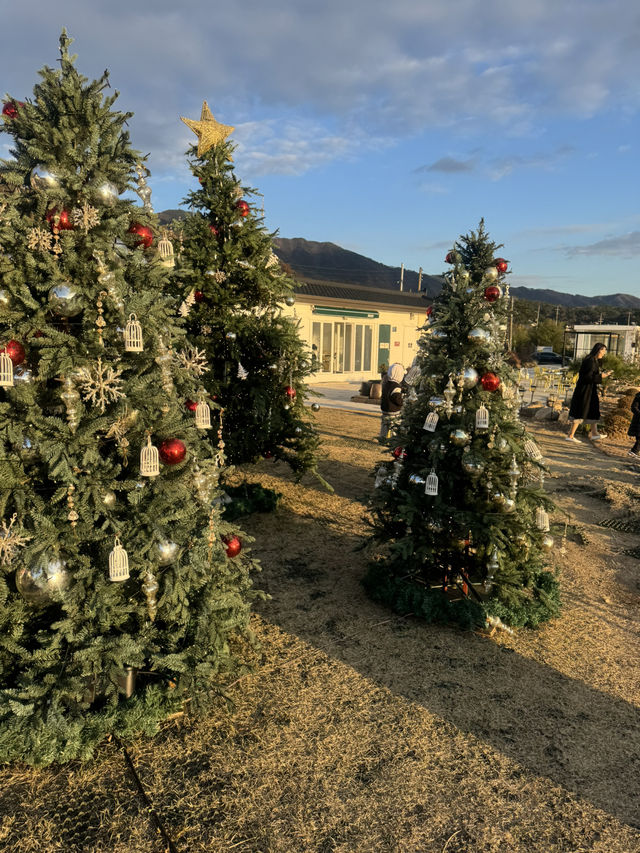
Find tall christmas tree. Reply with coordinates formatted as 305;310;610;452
0;34;259;767
174;103;327;486
365;221;560;629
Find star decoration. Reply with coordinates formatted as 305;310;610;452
180;101;234;156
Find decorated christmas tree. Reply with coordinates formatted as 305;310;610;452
365;221;560;629
0;34;259;767
173;103;327;485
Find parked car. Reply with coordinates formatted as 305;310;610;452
532;351;564;365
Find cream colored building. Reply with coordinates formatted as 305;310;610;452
282;281;432;384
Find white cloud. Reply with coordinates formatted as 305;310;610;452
0;1;638;177
564;232;640;258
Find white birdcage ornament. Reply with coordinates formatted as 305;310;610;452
140;435;160;477
475;404;489;430
423;411;439;432
109;535;130;581
425;469;439;496
0;353;14;387
524;438;542;460
195;397;211;429
536;505;550;531
157;231;175;268
124;313;144;352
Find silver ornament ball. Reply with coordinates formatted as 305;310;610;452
461;454;485;478
48;284;83;317
284;294;295;306
156;539;180;566
461;367;479;389
225;332;237;340
13;365;33;384
30;164;60;191
408;473;426;486
468;327;490;345
310;402;320;412
484;266;499;281
15;554;70;606
0;289;10;309
95;180;120;207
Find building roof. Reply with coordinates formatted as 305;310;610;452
294;279;432;308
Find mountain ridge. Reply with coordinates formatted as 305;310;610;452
156;214;640;310
272;236;640;310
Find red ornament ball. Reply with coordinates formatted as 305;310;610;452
1;339;26;366
483;285;502;303
184;399;198;412
222;535;242;558
127;222;153;249
45;208;74;231
159;438;187;465
2;101;24;119
445;251;456;264
426;306;433;317
285;385;296;399
480;372;501;392
236;200;250;218
494;258;508;274
209;224;218;236
392;446;408;460
193;290;204;303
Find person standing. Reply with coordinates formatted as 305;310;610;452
566;343;612;442
379;362;405;442
627;390;640;457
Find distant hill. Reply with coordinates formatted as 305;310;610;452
157;219;640;310
272;237;442;297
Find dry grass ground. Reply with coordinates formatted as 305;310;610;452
1;408;639;852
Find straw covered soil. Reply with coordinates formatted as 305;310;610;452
1;407;639;852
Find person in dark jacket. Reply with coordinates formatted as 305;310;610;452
566;343;612;442
627;390;640;457
378;362;405;442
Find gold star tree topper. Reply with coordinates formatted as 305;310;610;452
180;101;234;156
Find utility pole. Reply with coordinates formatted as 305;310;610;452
418;266;423;292
535;303;541;327
399;262;404;292
555;305;559;325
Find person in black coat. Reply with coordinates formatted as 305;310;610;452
378;362;405;442
627;390;640;457
566;343;612;442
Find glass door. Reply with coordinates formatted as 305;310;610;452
333;322;345;373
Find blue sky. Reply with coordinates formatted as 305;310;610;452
1;1;638;298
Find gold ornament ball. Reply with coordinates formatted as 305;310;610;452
484;266;499;281
102;490;116;508
0;288;10;309
15;554;70;606
541;533;554;553
450;428;470;447
502;497;516;513
491;490;506;507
